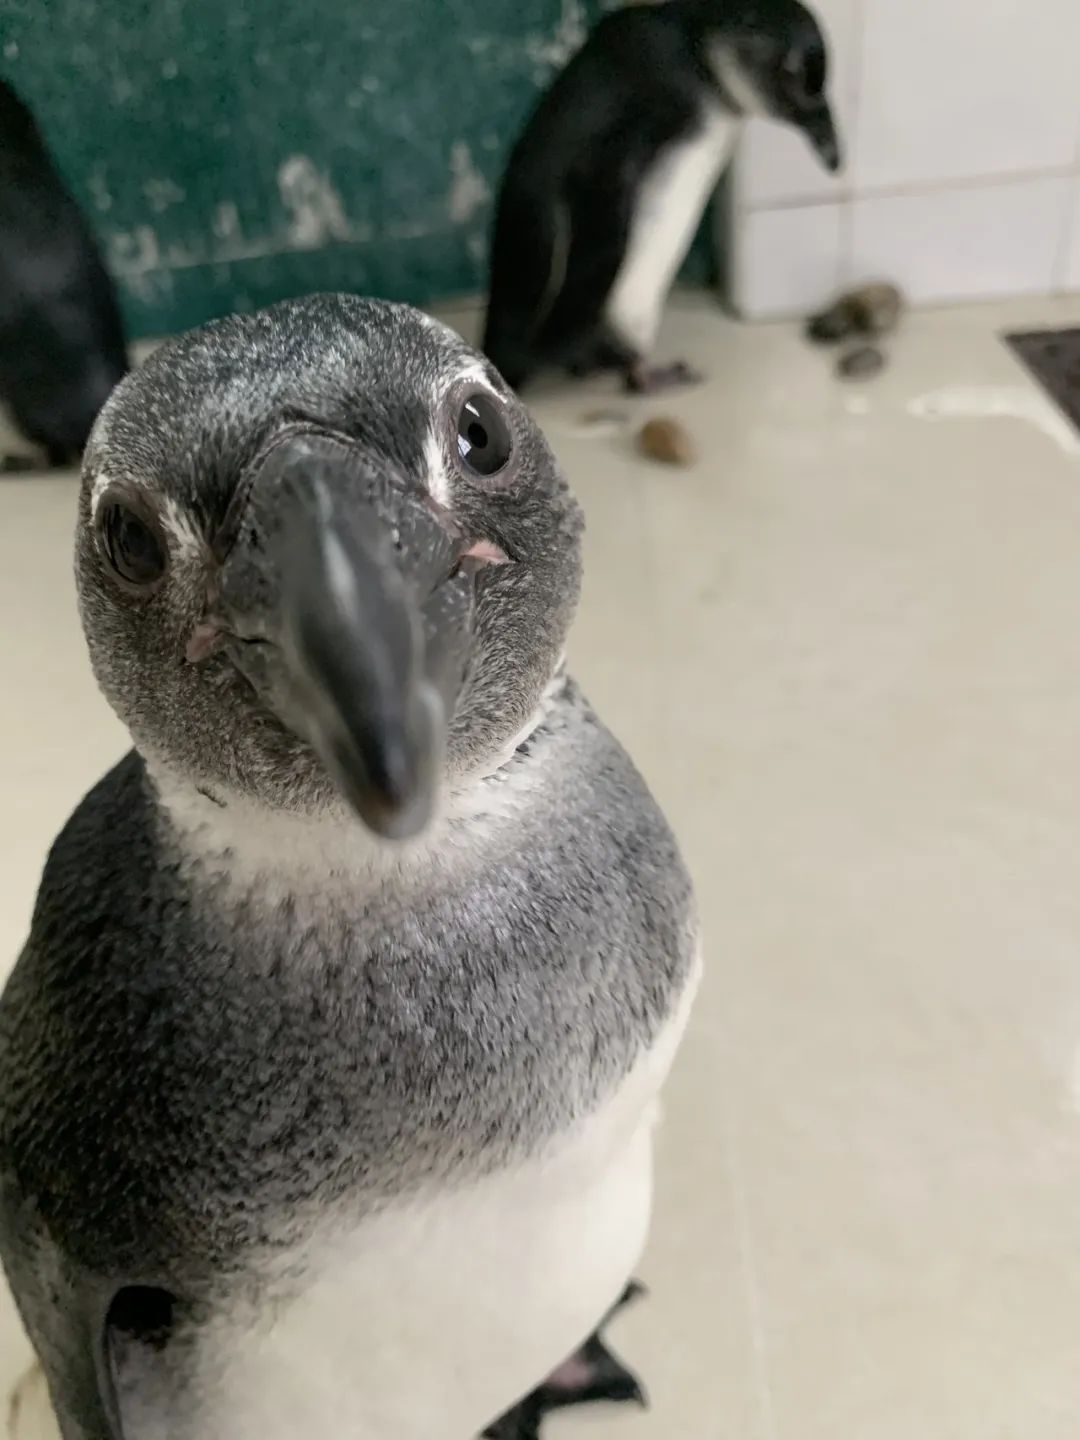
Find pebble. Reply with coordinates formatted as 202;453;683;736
837;344;886;381
808;281;904;344
851;282;903;337
638;416;696;466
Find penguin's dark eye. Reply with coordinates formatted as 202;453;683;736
784;44;824;98
100;501;168;588
455;393;512;478
804;45;825;96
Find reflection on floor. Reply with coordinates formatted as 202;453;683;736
3;292;1080;1438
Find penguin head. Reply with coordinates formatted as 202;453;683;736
702;0;842;174
77;294;583;840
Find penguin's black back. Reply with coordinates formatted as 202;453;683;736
507;8;713;182
483;5;715;387
0;79;128;466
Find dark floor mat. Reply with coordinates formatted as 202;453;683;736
1006;327;1080;434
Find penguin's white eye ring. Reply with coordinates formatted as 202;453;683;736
454;392;513;479
97;496;169;591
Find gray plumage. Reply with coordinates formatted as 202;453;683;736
0;295;697;1440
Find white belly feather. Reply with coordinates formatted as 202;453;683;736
11;959;701;1440
605;109;739;355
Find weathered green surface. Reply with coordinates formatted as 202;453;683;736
0;0;587;335
2;0;716;339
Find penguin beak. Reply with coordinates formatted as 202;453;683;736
211;433;477;841
803;101;842;173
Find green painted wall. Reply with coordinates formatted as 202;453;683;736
2;0;715;340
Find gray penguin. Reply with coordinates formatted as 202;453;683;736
0;294;699;1440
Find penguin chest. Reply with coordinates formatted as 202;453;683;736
605;109;739;354
199;1104;656;1440
108;960;701;1440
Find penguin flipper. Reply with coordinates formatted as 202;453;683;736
485;130;646;389
483;181;572;390
2;1305;126;1440
526;161;640;377
0;1191;127;1440
481;1282;647;1438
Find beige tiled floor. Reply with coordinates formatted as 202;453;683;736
4;293;1080;1436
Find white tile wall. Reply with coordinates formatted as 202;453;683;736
1063;180;1080;292
733;203;845;318
729;0;1080;318
855;0;1080;190
850;178;1072;305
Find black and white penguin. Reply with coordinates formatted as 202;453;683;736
0;294;699;1440
483;0;840;393
0;78;128;469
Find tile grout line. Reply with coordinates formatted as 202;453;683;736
837;0;868;288
1050;184;1075;295
720;1088;780;1440
1052;87;1080;291
743;161;1080;217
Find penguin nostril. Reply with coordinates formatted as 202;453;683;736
463;538;510;566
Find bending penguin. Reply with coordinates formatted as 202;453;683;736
483;0;841;393
0;293;699;1440
0;78;128;469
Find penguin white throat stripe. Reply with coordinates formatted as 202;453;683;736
149;668;575;900
0;294;698;1440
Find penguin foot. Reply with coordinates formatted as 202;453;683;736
624;360;702;393
481;1282;647;1438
